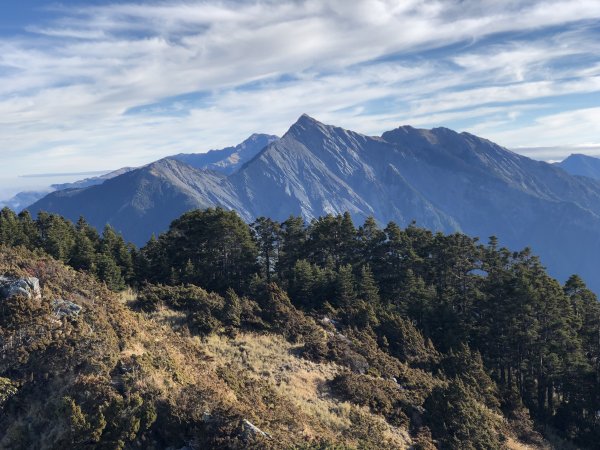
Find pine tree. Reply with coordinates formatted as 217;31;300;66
96;253;125;291
358;264;379;304
425;379;502;450
223;288;242;328
278;215;307;282
157;208;258;293
252;217;281;283
71;229;97;272
335;264;356;307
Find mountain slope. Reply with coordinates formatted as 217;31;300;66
1;133;276;213
27;115;600;291
30;159;247;243
556;153;600;180
230;115;458;231
0;167;134;212
171;133;279;175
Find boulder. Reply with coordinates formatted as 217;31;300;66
0;276;41;301
52;299;82;318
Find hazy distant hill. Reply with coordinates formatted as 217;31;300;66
0;167;134;212
556;153;600;180
29;115;600;291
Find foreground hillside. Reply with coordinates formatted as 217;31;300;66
0;247;415;449
1;207;599;448
28;115;600;294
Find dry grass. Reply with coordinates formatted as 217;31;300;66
118;287;137;306
506;437;552;450
202;332;412;448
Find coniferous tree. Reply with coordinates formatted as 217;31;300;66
358;264;379;304
223;288;242;328
335;264;356;308
278;215;306;282
155;208;258;293
252;217;281;283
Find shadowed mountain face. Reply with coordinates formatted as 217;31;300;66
556;153;600;180
29;115;600;291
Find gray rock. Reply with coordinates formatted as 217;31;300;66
201;411;213;423
52;299;82;318
242;419;271;440
0;276;41;301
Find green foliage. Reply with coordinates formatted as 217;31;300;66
223;288;242;328
330;373;410;426
138;208;258;293
252;217;281;283
441;344;499;409
0;209;135;291
425;379;504;450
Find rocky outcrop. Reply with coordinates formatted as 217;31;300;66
51;299;82;318
0;276;41;301
241;419;271;440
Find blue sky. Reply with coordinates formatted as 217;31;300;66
1;0;600;197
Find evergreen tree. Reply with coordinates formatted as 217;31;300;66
358;264;379;304
278;215;307;282
155;208;258;293
335;264;356;308
96;253;125;291
425;379;502;450
222;288;242;328
252;217;281;283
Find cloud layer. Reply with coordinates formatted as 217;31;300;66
1;0;600;191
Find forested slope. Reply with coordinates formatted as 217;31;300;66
1;206;599;449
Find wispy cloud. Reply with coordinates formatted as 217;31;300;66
1;0;600;191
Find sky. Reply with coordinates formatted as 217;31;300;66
1;0;600;198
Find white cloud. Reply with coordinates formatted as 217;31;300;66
483;107;600;150
1;0;600;190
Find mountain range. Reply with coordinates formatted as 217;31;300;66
555;153;600;180
27;114;600;292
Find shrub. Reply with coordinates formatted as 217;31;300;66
330;373;410;427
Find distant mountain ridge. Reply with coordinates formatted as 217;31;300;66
1;134;277;212
0;167;135;212
28;115;600;292
170;133;279;175
556;153;600;180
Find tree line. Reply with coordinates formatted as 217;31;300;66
1;205;599;446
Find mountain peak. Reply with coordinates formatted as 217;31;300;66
243;133;278;144
565;153;591;160
290;113;325;130
557;153;600;180
146;157;184;170
299;113;319;122
169;134;279;176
